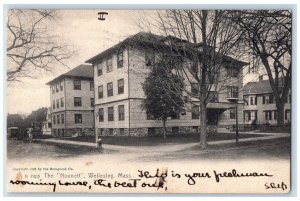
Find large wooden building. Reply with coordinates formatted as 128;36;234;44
86;32;247;137
46;64;94;137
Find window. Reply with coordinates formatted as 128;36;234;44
61;114;64;124
191;83;199;95
74;97;82;107
117;50;124;68
75;114;82;124
61;98;64;107
56;83;59;92
57;115;60;124
208;92;218;103
60;81;63;91
73;79;81;90
97;63;103;76
265;111;272;120
56;99;59;108
52;86;55;94
90;81;94;91
53;116;56;124
118;79;124;94
269;95;274;104
285;109;291;120
90;98;94;107
227;67;239;77
119;128;125;135
192;106;199;119
229;107;236;119
145;51;155;66
118;105;125;121
53;100;55;109
109;128;114;135
227;86;238;98
244;111;250;121
263;94;274;104
108;107;114;121
98;85;103;99
106;57;113;72
107;82;113;97
250;96;257;105
99;108;104;122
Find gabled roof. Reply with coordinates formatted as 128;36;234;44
46;64;93;85
85;32;248;68
243;78;287;95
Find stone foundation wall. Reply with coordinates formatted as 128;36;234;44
98;128;130;136
51;128;94;137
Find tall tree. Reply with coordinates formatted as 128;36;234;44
137;10;246;148
142;55;184;139
232;10;291;127
6;9;74;82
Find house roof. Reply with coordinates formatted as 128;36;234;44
46;64;93;85
85;32;248;67
243;80;273;95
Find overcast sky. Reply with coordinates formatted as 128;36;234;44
6;10;143;115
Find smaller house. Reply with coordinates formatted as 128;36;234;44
243;76;291;126
42;107;52;135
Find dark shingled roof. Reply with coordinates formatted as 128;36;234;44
85;32;248;67
244;77;287;95
243;80;273;95
46;64;93;85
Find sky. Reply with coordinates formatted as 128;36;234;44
6;10;143;115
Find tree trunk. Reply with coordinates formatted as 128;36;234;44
276;101;285;127
162;119;167;140
200;101;207;149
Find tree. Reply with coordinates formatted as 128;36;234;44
142;55;184;139
25;107;48;129
6;9;74;82
232;10;291;127
137;10;246;148
7;114;25;128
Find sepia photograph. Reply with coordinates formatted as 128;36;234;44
5;7;293;194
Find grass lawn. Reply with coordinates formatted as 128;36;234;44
52;133;267;146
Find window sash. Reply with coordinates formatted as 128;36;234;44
99;108;104;122
106;57;113;72
73;80;81;90
118;79;124;94
60;98;64;107
191;106;199;119
107;82;113;96
118;105;125;121
108;107;114;121
97;64;103;76
117;51;124;68
74;97;82;107
75;114;82;123
98;85;103;99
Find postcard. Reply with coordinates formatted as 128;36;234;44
5;8;292;194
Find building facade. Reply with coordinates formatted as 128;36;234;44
86;32;247;137
41;107;52;135
243;76;291;126
46;64;95;137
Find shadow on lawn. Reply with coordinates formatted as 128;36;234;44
55;133;267;146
